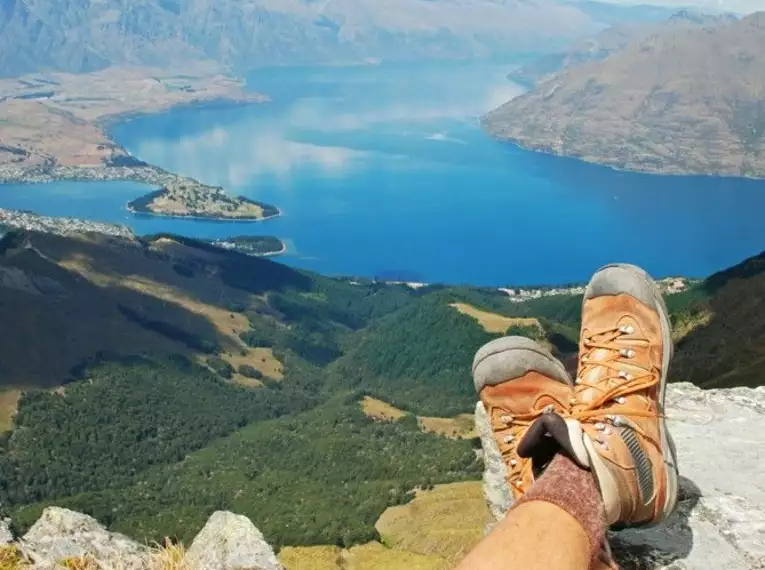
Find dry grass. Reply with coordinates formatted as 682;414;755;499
344;542;446;570
449;303;541;334
418;415;476;440
0;545;27;570
0;389;22;432
278;545;343;570
60;556;99;570
278;543;446;570
376;482;491;566
672;310;713;342
361;398;475;440
147;540;189;570
225;347;283;385
361;396;407;421
281;482;489;570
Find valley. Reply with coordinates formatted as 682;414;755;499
0;221;762;557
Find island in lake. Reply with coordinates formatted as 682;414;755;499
0;65;279;221
128;182;280;221
210;235;285;257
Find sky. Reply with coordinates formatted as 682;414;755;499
590;0;764;14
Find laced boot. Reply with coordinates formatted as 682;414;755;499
473;336;573;500
566;263;679;527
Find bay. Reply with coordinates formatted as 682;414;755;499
2;60;765;286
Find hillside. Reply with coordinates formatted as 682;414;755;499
0;224;763;556
485;12;765;178
508;10;737;87
0;0;625;77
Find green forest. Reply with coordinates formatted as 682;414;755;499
0;229;762;549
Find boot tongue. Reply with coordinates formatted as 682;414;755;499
576;338;617;405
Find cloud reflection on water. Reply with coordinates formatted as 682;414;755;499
130;64;525;189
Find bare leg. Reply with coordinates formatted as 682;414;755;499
455;454;611;570
455;500;591;570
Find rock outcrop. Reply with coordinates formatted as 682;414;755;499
186;511;283;570
19;508;148;569
0;518;13;545
4;508;281;570
477;382;765;569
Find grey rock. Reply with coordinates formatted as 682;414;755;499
186;511;283;570
0;517;13;544
475;401;513;519
21;507;147;569
479;382;765;569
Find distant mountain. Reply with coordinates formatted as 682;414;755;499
484;12;765;178
0;0;687;77
509;9;737;87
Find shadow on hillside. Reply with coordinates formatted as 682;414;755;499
0;233;238;388
610;476;701;569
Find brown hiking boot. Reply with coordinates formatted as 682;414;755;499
566;263;679;527
473;336;573;501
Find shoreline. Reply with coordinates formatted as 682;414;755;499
96;94;269;131
213;240;287;258
125;202;282;223
0;163;282;223
1;69;282;223
482;123;765;182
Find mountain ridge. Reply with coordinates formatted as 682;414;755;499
485;12;765;178
507;9;738;87
0;0;608;77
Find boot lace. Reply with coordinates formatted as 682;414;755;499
569;325;663;449
496;406;553;489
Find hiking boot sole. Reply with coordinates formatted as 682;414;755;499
473;336;573;393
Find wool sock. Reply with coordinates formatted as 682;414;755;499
512;453;607;566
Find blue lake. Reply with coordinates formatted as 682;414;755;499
2;60;765;286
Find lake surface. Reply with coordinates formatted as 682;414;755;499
2;60;765;286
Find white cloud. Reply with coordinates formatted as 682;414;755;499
129;64;526;188
584;0;764;14
137;126;362;188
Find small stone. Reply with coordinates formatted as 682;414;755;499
186;511;282;570
0;517;13;544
